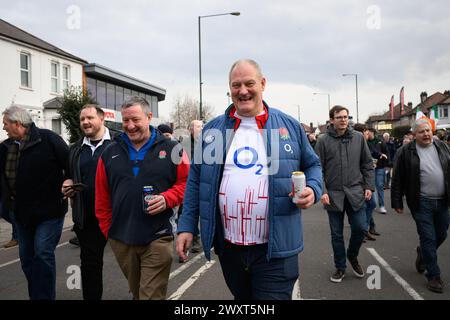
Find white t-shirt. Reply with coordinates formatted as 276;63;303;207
218;113;269;245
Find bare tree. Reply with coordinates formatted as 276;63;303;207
170;94;215;129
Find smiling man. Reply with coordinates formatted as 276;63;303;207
95;96;189;300
391;118;450;293
176;59;323;300
62;104;112;300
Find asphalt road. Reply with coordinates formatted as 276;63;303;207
0;192;449;300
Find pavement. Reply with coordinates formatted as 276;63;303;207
0;210;74;247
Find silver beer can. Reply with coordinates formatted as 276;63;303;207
292;171;306;204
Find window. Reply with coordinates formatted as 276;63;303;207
439;106;448;118
124;88;132;102
87;77;96;99
62;65;70;91
20;52;31;88
52;119;61;135
51;61;59;93
115;86;124;110
96;80;106;107
106;83;115;109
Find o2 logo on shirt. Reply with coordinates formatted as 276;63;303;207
233;146;264;175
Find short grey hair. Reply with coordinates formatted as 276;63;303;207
229;59;263;83
382;132;390;139
412;118;431;133
121;96;151;114
2;105;33;127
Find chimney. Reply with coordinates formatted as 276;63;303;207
444;90;450;97
310;122;314;132
420;91;428;103
407;102;413;108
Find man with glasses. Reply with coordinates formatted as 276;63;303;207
315;105;374;283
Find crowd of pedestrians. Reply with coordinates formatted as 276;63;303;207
1;59;449;300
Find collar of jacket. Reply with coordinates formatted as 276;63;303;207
327;124;353;139
225;101;270;131
3;123;41;150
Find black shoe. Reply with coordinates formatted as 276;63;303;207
427;276;444;293
365;231;376;241
369;227;380;236
330;269;345;283
349;258;365;278
415;246;426;274
69;236;80;247
191;235;202;253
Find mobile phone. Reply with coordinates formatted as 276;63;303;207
70;183;87;192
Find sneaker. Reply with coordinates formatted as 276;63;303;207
427;276;444;293
364;231;376;241
69;236;80;247
349;258;365;278
378;206;387;214
3;239;18;248
369;227;380;236
330;269;345;283
190;235;202;253
415;246;426;274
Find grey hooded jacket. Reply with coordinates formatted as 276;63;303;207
314;125;375;212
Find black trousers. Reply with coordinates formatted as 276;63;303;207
74;220;107;300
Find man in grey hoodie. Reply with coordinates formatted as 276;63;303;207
315;105;375;283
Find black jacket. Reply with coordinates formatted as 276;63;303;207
67;131;114;229
0;123;69;226
391;140;450;212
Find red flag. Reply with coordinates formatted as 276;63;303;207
400;86;405;114
390;95;394;119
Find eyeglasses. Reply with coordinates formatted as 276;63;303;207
334;116;348;120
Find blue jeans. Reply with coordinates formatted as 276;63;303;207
411;198;449;279
2;211;18;240
16;217;64;300
365;193;377;230
327;198;367;270
218;242;299;300
375;168;385;207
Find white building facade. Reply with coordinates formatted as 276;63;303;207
0;19;86;141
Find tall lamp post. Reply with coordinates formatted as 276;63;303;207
198;12;240;120
342;73;359;123
313;92;331;113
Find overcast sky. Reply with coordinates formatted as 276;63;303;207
2;0;449;125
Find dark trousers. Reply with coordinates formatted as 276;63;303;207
411;198;449;279
74;220;107;300
17;217;64;300
218;242;299;300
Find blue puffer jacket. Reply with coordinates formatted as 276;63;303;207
177;103;323;260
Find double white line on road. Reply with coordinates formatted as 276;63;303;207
168;257;216;300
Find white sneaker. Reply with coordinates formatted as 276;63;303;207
378;206;387;214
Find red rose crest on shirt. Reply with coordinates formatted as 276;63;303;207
279;127;290;140
159;150;167;159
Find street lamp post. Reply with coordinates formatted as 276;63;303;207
313;92;331;113
342;73;359;123
198;12;240;120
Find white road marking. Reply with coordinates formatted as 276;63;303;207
0;242;68;269
0;258;20;268
169;253;205;279
366;247;424;300
292;279;302;300
168;259;216;300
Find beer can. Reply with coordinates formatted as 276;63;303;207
143;185;154;213
292;171;306;204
